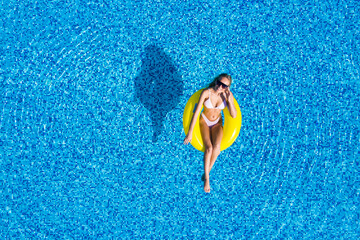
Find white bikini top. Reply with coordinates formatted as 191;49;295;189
204;90;226;110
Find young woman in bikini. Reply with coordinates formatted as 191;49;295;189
183;73;237;193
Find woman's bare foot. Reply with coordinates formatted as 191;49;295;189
204;178;210;193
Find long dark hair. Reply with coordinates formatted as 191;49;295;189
208;73;232;88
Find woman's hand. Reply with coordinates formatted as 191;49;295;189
225;89;233;102
183;133;192;145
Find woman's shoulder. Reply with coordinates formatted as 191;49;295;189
201;88;210;96
198;88;210;101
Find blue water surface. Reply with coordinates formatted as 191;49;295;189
1;0;359;239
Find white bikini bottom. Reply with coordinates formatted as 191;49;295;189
201;113;220;128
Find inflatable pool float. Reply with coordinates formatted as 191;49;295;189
183;89;242;152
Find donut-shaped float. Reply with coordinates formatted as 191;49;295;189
183;89;242;152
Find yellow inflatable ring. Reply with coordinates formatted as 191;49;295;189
183;89;242;152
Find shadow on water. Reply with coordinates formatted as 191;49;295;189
135;45;183;142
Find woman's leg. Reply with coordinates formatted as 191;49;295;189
199;116;212;193
209;121;223;173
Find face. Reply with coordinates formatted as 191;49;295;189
216;77;230;92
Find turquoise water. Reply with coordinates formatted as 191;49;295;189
1;0;359;239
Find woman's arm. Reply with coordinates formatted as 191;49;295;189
183;89;207;145
225;90;237;118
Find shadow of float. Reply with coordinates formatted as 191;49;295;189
134;45;183;142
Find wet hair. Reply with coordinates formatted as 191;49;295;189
208;73;232;88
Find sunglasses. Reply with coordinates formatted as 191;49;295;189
216;80;229;88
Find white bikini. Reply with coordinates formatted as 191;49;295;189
201;90;226;127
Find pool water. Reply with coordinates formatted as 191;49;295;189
1;0;359;239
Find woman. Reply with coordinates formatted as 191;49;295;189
183;73;237;193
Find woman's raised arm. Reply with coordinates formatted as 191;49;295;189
225;89;237;118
